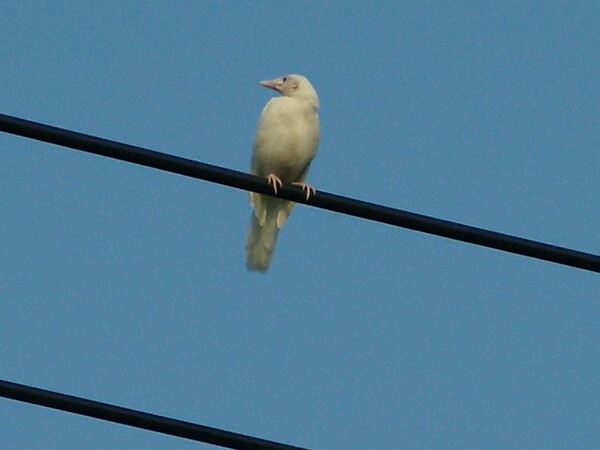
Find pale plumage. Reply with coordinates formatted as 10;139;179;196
245;74;320;272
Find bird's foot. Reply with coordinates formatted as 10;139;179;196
266;174;283;194
292;182;316;200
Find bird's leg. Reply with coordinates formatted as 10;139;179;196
266;174;283;195
292;182;316;200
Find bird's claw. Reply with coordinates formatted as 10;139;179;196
266;175;315;200
267;174;283;194
292;182;316;200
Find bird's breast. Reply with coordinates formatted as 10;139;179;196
252;98;319;181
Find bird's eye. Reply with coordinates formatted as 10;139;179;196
282;77;287;82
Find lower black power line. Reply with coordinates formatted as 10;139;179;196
1;112;599;273
0;379;307;450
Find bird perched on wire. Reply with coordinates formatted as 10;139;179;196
245;74;320;272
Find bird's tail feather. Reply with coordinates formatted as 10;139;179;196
245;212;280;272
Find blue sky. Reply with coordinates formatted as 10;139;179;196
1;2;599;449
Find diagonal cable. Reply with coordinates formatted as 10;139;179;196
0;379;307;450
1;112;599;273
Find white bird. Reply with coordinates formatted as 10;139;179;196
245;74;320;272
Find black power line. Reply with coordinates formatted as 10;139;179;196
1;112;599;273
0;379;307;450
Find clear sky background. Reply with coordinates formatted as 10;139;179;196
1;2;599;449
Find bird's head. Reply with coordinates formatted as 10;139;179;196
259;74;319;108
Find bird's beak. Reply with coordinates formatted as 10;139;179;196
259;79;279;91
